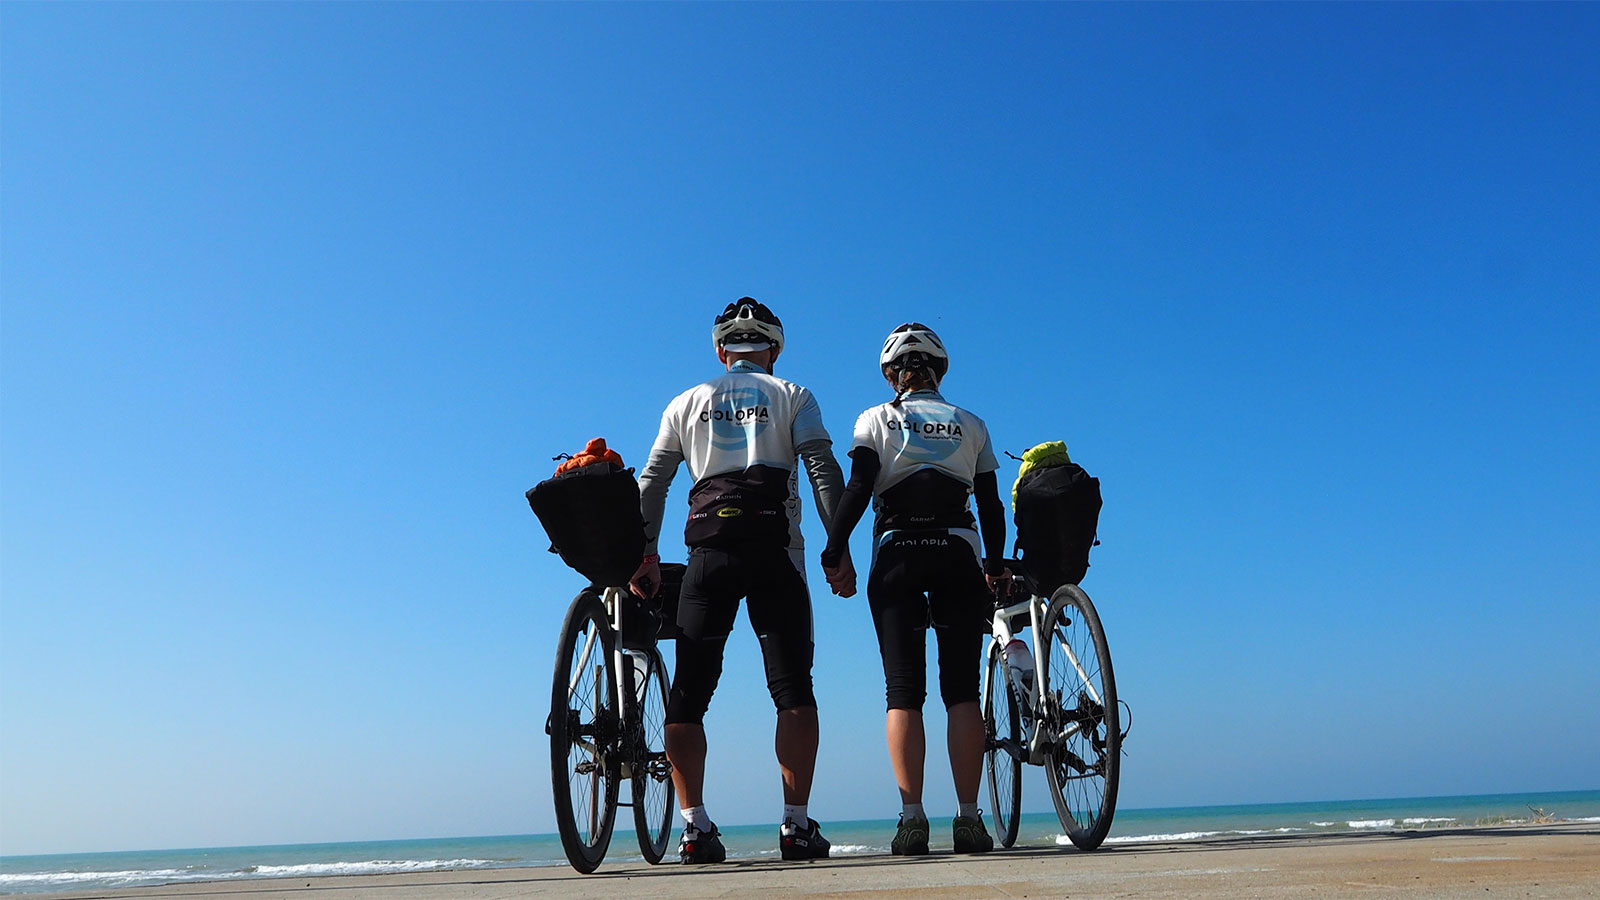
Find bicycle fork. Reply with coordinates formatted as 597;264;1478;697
992;595;1099;766
603;588;654;781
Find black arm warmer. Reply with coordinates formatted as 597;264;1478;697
974;470;1007;575
820;448;880;568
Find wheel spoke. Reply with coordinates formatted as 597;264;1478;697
983;643;1023;848
1041;585;1119;851
632;646;675;863
551;592;619;873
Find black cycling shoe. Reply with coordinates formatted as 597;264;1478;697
891;814;930;856
779;817;831;860
952;814;994;854
679;823;726;864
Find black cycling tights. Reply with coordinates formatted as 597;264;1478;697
665;544;817;725
867;530;988;711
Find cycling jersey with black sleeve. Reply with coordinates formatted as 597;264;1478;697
637;359;843;723
822;388;1004;713
851;388;998;537
637;360;842;564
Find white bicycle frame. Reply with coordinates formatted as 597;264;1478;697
987;589;1107;766
565;586;653;782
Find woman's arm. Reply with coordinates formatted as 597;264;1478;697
819;447;880;568
973;470;1007;576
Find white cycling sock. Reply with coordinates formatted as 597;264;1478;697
901;802;926;821
680;805;713;833
782;803;808;827
958;801;981;821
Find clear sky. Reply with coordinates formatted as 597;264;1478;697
3;3;1597;857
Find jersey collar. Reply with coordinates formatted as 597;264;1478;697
728;359;770;374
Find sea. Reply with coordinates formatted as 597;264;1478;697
2;790;1596;895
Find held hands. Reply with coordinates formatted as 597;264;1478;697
822;550;857;598
629;556;661;599
986;567;1013;599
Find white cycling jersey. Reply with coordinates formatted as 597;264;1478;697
640;360;840;558
851;389;999;494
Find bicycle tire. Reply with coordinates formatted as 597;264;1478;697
549;590;620;873
1039;584;1120;850
631;645;675;863
982;641;1024;849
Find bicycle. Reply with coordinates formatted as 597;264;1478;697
981;563;1122;850
547;576;678;873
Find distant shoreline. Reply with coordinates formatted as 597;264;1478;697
5;789;1596;894
15;822;1599;900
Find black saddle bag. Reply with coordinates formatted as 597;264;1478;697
1013;461;1102;595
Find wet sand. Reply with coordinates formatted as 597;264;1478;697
32;822;1600;900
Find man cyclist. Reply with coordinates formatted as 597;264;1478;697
820;322;1009;856
629;298;847;863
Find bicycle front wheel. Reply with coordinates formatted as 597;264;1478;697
631;646;676;863
982;641;1023;848
549;590;620;873
1039;584;1120;850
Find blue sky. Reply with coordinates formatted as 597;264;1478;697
3;3;1597;856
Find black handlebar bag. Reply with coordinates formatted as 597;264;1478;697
526;462;646;589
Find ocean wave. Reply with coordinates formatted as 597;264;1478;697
1094;827;1305;845
1402;817;1456;825
246;859;496;878
1347;819;1396;829
0;869;192;886
1094;831;1223;844
829;844;882;855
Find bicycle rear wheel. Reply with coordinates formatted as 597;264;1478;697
549;590;620;873
631;646;675;863
982;641;1023;848
1039;584;1120;850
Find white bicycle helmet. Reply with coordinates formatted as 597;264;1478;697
880;322;949;384
712;297;785;353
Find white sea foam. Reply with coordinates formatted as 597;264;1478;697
1402;817;1456;825
828;844;880;855
1091;826;1303;846
0;869;191;887
1348;819;1396;829
1570;817;1600;823
1310;821;1336;827
247;859;494;878
1095;831;1224;844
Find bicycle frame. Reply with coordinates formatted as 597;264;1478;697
564;586;652;778
987;589;1106;766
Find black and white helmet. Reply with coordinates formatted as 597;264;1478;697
880;322;949;383
712;297;785;353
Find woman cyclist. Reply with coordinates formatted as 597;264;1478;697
819;323;1010;855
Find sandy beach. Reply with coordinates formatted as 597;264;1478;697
26;822;1598;900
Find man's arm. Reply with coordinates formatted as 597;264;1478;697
791;387;844;531
797;437;844;533
631;408;684;598
637;441;684;559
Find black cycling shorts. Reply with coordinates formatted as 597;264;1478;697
665;544;816;724
867;529;988;712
